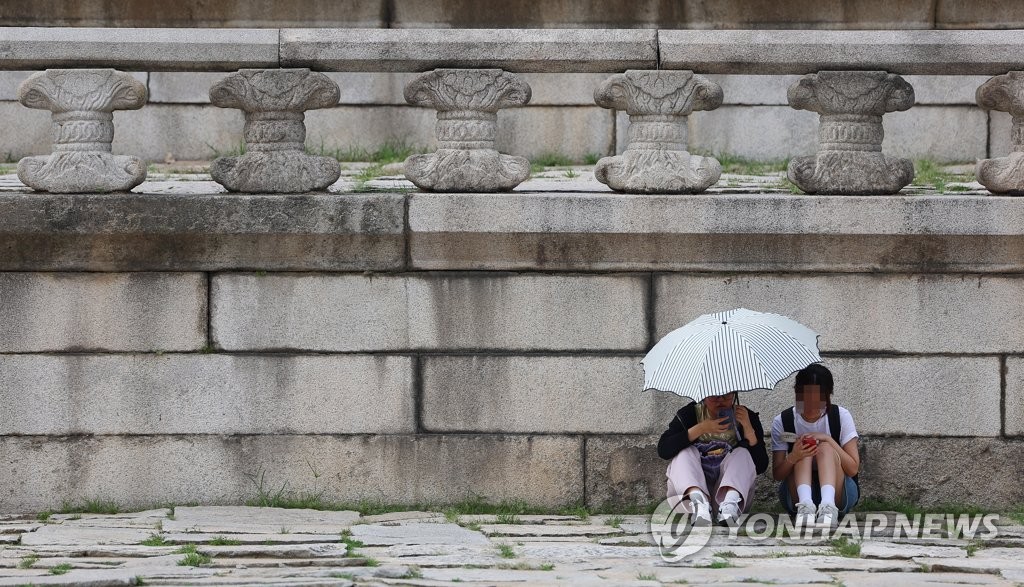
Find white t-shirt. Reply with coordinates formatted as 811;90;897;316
770;406;859;453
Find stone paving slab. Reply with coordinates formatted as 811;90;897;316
350;522;490;546
477;523;625;537
1;507;1023;585
164;532;342;545
832;570;1015;587
165;506;360;534
20;525;153;546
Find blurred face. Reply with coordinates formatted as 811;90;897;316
796;384;826;417
703;392;735;415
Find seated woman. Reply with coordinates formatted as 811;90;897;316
770;364;860;530
657;391;769;525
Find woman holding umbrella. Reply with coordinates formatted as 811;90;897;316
657;391;768;525
642;308;823;526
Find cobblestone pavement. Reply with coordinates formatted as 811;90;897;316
0;506;1022;586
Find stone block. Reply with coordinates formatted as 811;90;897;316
422;355;684;433
212;273;648;351
990;110;1013;158
585;435;1024;510
688;106;819;161
211;273;413;352
113;104;244;162
280;28;657;73
0;272;205;352
936;0;1024;28
906;75;991;105
0;27;279;71
585;435;667;509
1000;358;1024;436
498;106;614;161
0;434;584;513
681;0;935;29
0;0;385;27
0;101;60;157
883;106;987;163
148;72;224;104
305;106;437;156
655;273;1024;354
659;30;1024;75
523;73;613;106
736;356;1001;437
408;192;1024;272
0;354;414;435
390;0;684;28
0;192;406;272
706;75;798;106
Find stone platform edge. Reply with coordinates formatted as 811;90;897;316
2;191;1024;272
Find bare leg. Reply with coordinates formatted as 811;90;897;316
793;454;813;489
811;442;843;501
814;443;845;503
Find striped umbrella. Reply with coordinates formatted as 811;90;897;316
642;308;822;401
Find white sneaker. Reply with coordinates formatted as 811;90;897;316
716;500;741;526
815;503;840;531
794;502;816;528
688;491;712;526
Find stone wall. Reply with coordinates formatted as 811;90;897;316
3;0;1024;29
0;71;1008;164
1;192;1022;513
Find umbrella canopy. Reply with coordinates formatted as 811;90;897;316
642;307;822;402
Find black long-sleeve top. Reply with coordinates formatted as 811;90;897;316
656;401;770;475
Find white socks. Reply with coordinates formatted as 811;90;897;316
723;489;742;504
796;484;813;505
819;484;836;507
796;484;836;507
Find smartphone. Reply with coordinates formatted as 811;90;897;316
718;408;738;435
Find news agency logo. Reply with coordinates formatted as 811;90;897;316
648;497;1001;563
648;497;714;562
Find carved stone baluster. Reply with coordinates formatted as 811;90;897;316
976;72;1024;194
593;70;723;194
17;69;147;193
209;68;340;193
404;69;531;192
787;71;915;195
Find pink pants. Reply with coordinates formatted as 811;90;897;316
666;445;757;513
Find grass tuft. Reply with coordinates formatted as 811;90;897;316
49;563;73;575
60;499;119;515
312;138;423;164
605;515;624;528
831;536;862;558
496;542;517;559
140;534;168;547
18;554;39;569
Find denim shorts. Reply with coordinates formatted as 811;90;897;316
778;475;860;516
